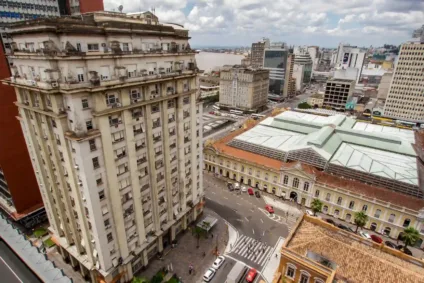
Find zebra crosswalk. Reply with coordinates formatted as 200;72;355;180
228;235;274;267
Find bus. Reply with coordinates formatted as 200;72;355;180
230;110;243;115
212;105;220;111
251;114;266;119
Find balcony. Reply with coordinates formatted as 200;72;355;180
155;150;163;157
184;137;191;143
141;184;149;193
152;121;161;129
168;117;175;124
170;143;176;149
169;130;176;136
134;128;143;135
153;136;162;144
135;142;146;151
157;174;165;183
137;157;147;165
171;156;177;163
115;151;127;160
143;210;151;217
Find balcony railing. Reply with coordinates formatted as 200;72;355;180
155;151;162;157
153;136;162;143
137;157;147;165
152;121;161;129
170;143;176;149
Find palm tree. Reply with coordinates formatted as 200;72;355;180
132;277;149;283
402;227;420;250
192;226;207;248
354;211;368;233
310;199;323;216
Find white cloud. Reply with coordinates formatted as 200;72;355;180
103;0;424;46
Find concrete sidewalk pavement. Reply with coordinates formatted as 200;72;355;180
261;237;285;283
225;221;239;254
263;196;302;217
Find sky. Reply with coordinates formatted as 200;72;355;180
103;0;424;48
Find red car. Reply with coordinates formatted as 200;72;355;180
246;268;257;282
371;234;383;243
248;188;254;195
265;205;274;214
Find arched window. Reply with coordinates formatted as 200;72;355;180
265;173;269;180
388;213;395;223
349;201;355;209
323;205;328;213
315;190;320;197
283;175;288;185
292;178;299;188
383;227;391;236
362;205;368;212
285;263;296;279
403;218;411;228
303;182;309;192
337;197;342;205
325;193;331;201
374;209;381;218
299;271;311;283
334;209;340;216
345;214;352;222
370;222;377;231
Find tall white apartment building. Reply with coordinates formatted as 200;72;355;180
2;12;204;283
331;43;366;83
383;38;424;122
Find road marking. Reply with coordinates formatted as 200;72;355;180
252;229;255;234
237;203;241;206
260;219;264;224
245;217;249;222
262;231;265;236
236;219;243;222
0;256;23;283
211;192;216;195
224;197;229;200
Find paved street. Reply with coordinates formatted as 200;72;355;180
0;240;42;283
203;172;299;282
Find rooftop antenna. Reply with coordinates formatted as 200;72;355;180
151;7;156;14
118;5;123;13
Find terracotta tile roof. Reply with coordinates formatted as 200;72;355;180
287;218;424;283
315;170;424;211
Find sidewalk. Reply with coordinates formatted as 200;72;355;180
261;237;285;283
225;221;238;254
262;195;302;217
135;207;229;283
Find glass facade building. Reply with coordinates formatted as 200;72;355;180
264;49;288;96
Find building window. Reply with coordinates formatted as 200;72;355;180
337;197;342;205
87;43;99;51
374;209;381;218
265;173;268;180
349;201;355;209
388;213;395;223
81;98;89;109
89;139;96;151
241;166;244;173
92;157;100;169
299;272;310;283
286;264;295;279
345;214;352;222
104;219;110;227
86;120;93;130
403;218;411;228
106;93;118;106
315;190;320;197
292;178;299;188
362;205;368;212
107;233;113;243
325;193;331;201
99;190;105;200
323;205;328;213
303;182;309;192
283;175;288;185
334;209;340;216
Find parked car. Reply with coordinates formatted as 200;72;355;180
325;219;336;225
234;183;240;190
241;186;247;193
245;268;258;283
265;205;274;214
305;210;314;216
385;241;397;249
397;245;413;256
255;191;261;198
203;267;216;282
212;256;225;269
370;234;383;244
359;231;371;239
337;224;351;232
248;188;254;195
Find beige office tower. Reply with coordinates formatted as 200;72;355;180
3;12;204;283
383;40;424;122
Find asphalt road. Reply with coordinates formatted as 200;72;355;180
0;240;42;283
203;173;297;283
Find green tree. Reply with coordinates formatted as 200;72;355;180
298;102;312;109
132;277;149;283
354;211;368;233
402;227;420;250
310;199;323;216
192;226;207;248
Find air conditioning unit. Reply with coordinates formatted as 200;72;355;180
78;182;83;186
29;80;36;86
82;196;86;201
101;43;107;47
51;82;58;88
91;239;96;243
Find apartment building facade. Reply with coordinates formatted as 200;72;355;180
219;66;269;111
383;41;424;122
250;38;269;68
3;12;203;282
323;78;355;110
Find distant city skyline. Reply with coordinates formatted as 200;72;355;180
104;0;424;47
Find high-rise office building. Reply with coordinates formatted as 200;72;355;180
0;0;65;228
264;43;288;99
293;47;313;85
383;34;424;122
219;66;269;111
3;11;203;282
323;78;355;110
331;43;366;83
307;46;319;70
251;38;269;68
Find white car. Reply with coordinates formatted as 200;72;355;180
305;210;314;216
212;256;226;269
241;186;247;193
359;231;371;239
203;267;216;282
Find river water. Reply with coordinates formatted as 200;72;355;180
195;52;244;72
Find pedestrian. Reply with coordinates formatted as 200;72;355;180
275;253;278;258
211;233;214;238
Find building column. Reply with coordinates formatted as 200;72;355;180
158;236;164;252
142;249;149;266
182;215;188;230
170;225;176;242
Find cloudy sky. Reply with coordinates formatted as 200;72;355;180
104;0;424;48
